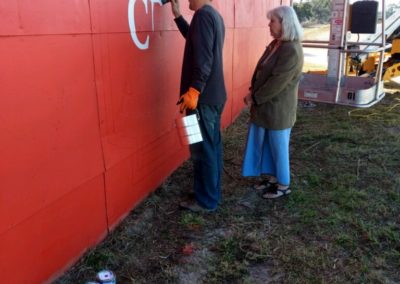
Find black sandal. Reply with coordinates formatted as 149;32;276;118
262;187;291;199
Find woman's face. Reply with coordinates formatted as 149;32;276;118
268;15;282;39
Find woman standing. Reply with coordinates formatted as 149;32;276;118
242;6;303;199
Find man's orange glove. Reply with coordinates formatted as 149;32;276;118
177;87;200;113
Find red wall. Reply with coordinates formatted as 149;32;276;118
0;0;288;282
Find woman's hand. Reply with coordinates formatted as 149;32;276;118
243;92;253;106
170;0;181;18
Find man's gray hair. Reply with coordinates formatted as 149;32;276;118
267;6;303;41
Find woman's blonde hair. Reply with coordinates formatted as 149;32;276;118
267;6;303;41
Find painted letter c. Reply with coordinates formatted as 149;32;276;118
128;0;150;50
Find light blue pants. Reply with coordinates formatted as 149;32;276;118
242;123;292;186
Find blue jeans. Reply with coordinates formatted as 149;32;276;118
188;103;224;210
242;123;292;186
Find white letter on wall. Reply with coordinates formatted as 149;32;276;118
128;0;149;50
150;0;162;31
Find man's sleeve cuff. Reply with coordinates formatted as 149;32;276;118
174;15;184;22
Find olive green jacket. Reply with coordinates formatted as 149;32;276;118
250;40;303;130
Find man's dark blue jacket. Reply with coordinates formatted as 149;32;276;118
174;4;227;105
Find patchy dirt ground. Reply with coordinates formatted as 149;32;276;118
56;87;400;283
56;109;275;283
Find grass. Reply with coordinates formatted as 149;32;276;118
56;90;400;284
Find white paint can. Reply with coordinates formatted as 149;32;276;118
176;112;203;145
